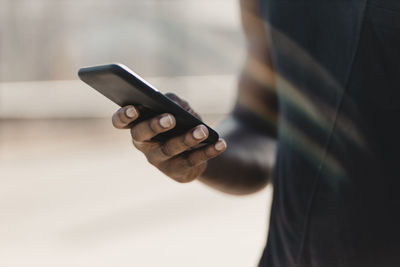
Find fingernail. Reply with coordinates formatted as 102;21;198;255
193;126;207;140
215;139;227;151
126;107;137;118
159;114;173;128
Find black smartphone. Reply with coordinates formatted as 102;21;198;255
78;63;219;144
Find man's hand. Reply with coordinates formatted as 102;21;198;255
112;94;227;183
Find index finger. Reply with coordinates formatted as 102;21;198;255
112;105;139;129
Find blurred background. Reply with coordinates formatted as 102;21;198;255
0;0;272;266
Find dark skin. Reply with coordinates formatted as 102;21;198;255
112;0;278;195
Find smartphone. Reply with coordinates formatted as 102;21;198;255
78;63;219;144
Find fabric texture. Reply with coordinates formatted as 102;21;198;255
258;0;400;266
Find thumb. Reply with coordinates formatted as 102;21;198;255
165;92;202;121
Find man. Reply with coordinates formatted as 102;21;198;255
112;0;400;266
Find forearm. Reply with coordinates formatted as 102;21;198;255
198;0;278;195
198;115;277;195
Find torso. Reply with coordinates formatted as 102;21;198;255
258;1;400;266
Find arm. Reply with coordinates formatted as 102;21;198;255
198;0;278;195
111;0;278;195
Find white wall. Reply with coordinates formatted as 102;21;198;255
0;75;238;118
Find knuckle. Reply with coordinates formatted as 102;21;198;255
117;109;128;124
132;140;144;150
182;134;196;148
197;151;208;162
182;100;190;108
149;119;161;135
157;161;169;173
205;146;216;158
112;111;125;128
166;93;189;109
192;148;212;164
146;155;158;166
160;144;174;158
183;169;199;182
130;127;141;141
165;92;177;100
186;155;197;167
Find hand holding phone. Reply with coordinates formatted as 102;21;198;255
78;64;218;143
78;64;227;183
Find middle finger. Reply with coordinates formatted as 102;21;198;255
147;125;209;163
130;113;176;142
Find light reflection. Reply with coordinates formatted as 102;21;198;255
242;10;370;186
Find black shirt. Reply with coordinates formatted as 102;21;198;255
258;0;400;266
